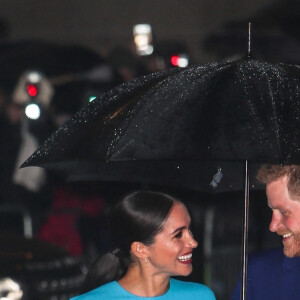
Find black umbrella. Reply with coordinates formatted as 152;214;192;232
22;55;300;176
22;51;300;299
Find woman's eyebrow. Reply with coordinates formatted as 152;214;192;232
170;226;186;235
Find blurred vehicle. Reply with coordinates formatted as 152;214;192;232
0;40;122;138
146;40;191;72
12;70;53;121
0;234;85;300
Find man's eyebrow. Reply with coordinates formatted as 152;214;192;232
170;226;187;235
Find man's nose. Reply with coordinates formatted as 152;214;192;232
269;211;282;232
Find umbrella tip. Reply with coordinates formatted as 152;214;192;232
247;22;252;57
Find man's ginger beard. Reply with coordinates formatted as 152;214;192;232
278;229;300;258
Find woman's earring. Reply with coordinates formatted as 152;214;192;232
144;257;149;263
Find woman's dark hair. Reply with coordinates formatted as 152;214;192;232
80;191;176;294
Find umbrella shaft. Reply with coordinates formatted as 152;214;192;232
241;160;249;300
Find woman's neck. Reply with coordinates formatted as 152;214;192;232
118;264;170;297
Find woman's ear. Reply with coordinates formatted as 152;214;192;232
131;241;149;259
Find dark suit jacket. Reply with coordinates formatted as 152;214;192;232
231;247;300;300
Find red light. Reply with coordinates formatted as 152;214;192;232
26;84;38;97
170;55;180;66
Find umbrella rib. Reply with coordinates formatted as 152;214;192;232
144;63;231;129
261;65;282;157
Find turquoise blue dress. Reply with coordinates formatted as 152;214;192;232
71;278;216;299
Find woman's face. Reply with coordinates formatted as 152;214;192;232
145;202;198;277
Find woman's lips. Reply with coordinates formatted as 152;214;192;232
178;252;192;264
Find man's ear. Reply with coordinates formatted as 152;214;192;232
131;241;149;259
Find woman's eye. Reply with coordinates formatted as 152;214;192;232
174;231;183;239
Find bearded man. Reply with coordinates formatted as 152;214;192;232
231;164;300;300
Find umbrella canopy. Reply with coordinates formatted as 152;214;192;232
22;56;300;191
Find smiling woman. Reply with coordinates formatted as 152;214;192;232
70;191;216;300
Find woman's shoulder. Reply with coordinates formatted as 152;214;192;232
70;279;216;300
170;279;216;299
70;281;119;299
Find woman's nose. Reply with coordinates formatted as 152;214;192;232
269;211;282;232
187;232;198;248
191;237;198;249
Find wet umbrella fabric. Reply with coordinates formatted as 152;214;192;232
22;56;300;191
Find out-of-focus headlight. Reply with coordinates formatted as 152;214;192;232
0;278;23;300
25;103;41;120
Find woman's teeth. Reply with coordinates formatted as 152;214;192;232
178;253;192;261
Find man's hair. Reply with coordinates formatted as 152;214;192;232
257;164;300;200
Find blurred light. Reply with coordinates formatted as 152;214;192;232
0;277;23;300
170;55;180;66
25;103;41;120
27;71;42;83
133;24;153;56
89;96;97;102
26;84;38;97
170;54;189;68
